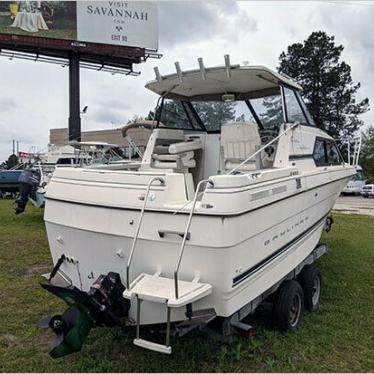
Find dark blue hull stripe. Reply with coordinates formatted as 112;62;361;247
232;213;328;287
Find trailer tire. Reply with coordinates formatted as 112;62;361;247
273;280;304;332
298;264;321;312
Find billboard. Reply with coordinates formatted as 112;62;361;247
0;1;158;50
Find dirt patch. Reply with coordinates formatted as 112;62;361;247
25;265;51;277
0;334;18;348
8;265;51;278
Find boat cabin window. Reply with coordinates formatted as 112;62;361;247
326;141;340;164
352;169;364;181
56;158;75;165
284;87;308;125
313;138;342;166
295;91;316;126
313;139;326;166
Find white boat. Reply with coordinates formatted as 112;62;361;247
340;135;365;195
40;57;355;356
342;165;365;195
15;143;124;213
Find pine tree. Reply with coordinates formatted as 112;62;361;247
278;31;369;139
193;101;236;131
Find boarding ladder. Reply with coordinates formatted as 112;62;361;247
123;179;213;354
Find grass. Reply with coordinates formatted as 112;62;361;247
0;199;373;372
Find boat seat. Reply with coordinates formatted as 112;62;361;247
152;138;202;172
153;151;194;162
152;152;196;170
221;122;262;172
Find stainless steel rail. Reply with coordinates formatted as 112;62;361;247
126;176;165;289
173;179;212;299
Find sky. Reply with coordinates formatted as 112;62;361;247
0;0;373;161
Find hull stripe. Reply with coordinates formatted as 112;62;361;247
232;213;327;286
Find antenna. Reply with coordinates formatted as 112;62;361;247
174;61;183;83
224;54;231;78
198;57;206;80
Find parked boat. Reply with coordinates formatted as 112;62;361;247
39;58;355;357
15;143;120;214
340;136;365;195
342;165;365;195
0;169;23;196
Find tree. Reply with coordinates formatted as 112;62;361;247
278;31;369;139
193;101;236;130
156;100;236;131
6;154;19;169
259;96;283;129
359;126;374;183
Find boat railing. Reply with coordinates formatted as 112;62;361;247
227;122;300;175
126;176;165;289
173;178;213;299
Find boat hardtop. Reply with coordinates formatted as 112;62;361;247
146;64;302;100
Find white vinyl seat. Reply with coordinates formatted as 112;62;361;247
152;135;202;172
221;122;262;172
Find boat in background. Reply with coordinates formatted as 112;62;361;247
342;165;365;195
15;142;134;214
340;135;365;195
0;169;23;197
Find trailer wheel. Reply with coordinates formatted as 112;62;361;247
298;264;321;312
273;280;304;332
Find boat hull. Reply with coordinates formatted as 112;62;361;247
44;174;348;324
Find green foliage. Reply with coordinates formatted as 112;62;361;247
194;101;236;131
278;31;369;139
159;100;236;131
259;96;283;129
360;126;374;181
160;100;191;129
5;153;19;169
0;199;373;372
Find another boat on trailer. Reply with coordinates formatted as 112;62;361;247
39;56;355;357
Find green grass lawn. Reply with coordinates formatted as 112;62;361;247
0;199;373;372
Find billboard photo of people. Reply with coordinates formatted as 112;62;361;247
0;1;77;40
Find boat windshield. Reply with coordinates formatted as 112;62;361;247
158;95;286;133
